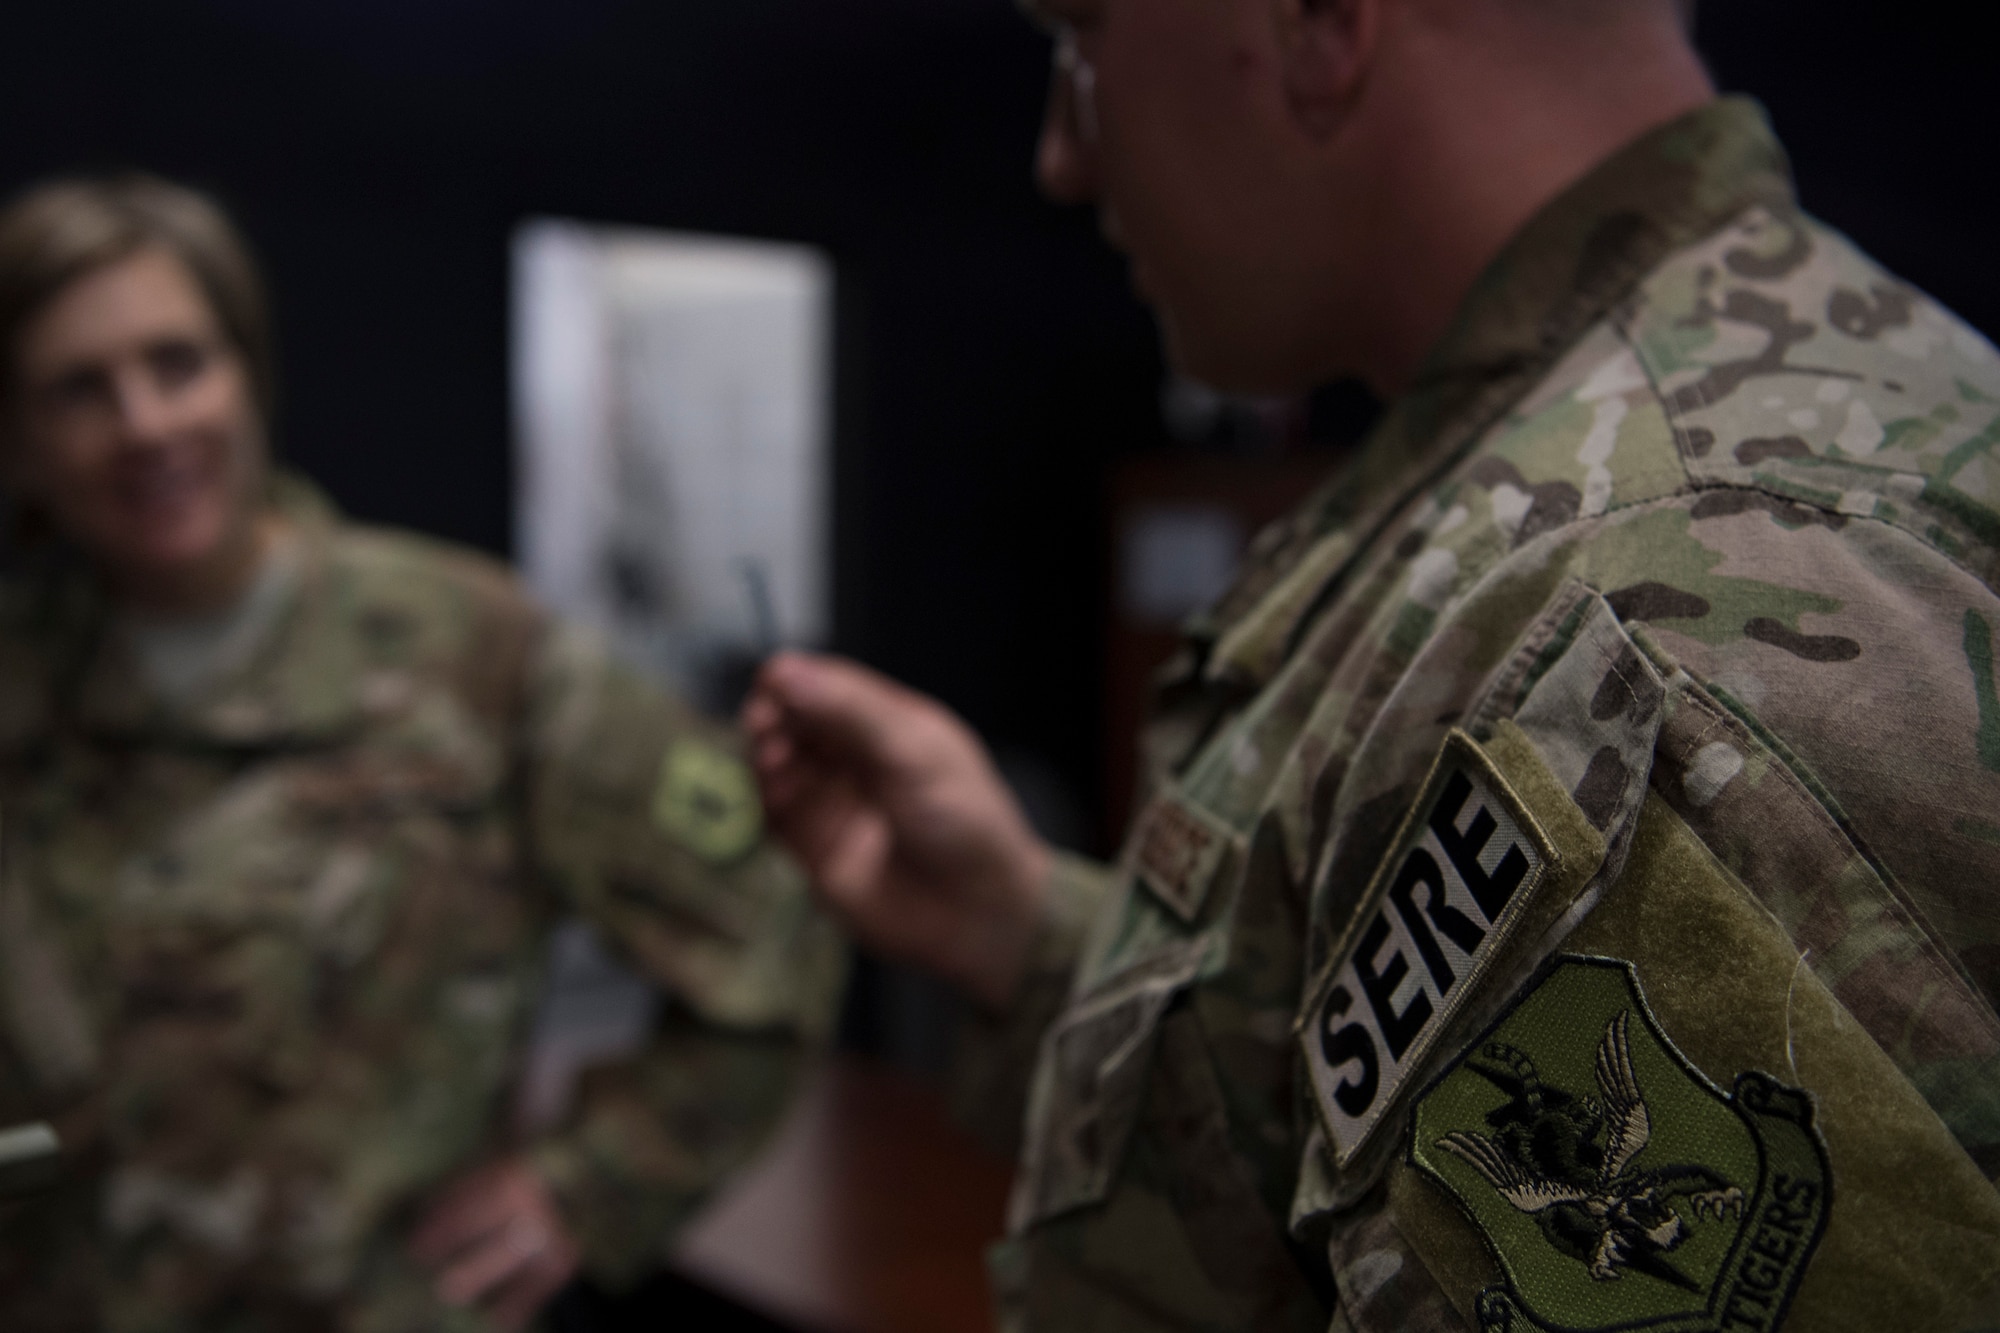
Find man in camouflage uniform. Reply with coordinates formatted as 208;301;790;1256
744;0;2000;1329
0;474;845;1330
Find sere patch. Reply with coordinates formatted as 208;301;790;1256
1411;956;1830;1333
652;739;763;865
1302;730;1555;1167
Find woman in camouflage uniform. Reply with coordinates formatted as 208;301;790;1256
0;175;842;1332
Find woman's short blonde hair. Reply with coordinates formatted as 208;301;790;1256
0;174;274;421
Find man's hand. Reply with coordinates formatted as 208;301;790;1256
742;652;1052;1011
408;1158;580;1331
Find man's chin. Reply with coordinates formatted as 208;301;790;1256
1160;317;1321;400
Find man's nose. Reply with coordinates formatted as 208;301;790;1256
1035;66;1097;205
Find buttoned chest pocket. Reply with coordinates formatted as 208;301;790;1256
1009;936;1211;1231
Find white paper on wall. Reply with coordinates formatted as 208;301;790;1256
513;219;832;703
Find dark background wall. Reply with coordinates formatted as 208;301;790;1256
2;0;1992;855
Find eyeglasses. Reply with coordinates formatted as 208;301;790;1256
1053;26;1099;146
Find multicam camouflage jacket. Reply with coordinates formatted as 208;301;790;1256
0;481;845;1332
980;98;2000;1333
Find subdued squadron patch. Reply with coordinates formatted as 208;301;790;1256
1302;731;1555;1167
1411;957;1830;1333
651;738;763;865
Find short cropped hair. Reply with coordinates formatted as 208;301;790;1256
0;174;274;422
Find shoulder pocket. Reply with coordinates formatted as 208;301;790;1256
1010;937;1211;1231
1645;670;2000;1170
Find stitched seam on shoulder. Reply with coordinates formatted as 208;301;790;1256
1688;476;1997;592
1539;462;1999;598
1491;490;1704;558
1599;209;1997;584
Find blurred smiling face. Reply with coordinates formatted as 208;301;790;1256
9;246;266;596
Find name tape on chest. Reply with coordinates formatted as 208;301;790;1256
1131;788;1239;923
1302;731;1555;1167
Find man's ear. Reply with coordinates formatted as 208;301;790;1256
1272;0;1378;140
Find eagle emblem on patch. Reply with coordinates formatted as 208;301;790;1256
1301;730;1555;1167
1411;957;1830;1333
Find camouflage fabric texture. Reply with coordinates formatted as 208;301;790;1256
0;479;845;1332
978;98;2000;1333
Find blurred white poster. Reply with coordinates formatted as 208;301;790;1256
512;223;832;1126
513;219;832;706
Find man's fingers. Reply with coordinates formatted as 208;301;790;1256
762;763;899;930
816;813;894;918
751;730;797;782
754;745;844;831
754;651;935;773
740;689;784;738
776;776;872;868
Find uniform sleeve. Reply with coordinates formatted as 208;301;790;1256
949;851;1117;1159
1311;534;2000;1332
518;623;847;1288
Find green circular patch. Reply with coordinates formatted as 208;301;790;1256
651;739;764;865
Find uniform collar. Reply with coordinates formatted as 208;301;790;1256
64;473;367;749
1192;97;1795;691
